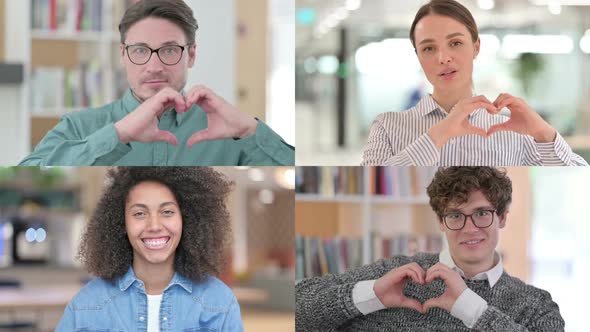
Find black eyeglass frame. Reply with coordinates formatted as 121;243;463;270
442;209;497;231
124;44;191;66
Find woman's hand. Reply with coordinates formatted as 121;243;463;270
487;93;556;143
427;95;496;149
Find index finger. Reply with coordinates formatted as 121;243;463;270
469;95;493;104
467;101;498;115
425;263;451;281
401;262;426;284
154;89;187;114
186;85;215;106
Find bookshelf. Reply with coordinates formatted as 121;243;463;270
24;0;133;149
295;167;442;279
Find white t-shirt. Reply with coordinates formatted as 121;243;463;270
147;294;163;332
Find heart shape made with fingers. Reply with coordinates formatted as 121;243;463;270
383;263;468;314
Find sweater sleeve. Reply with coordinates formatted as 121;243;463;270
473;289;565;332
295;259;390;331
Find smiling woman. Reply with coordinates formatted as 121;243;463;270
56;167;244;331
361;0;587;166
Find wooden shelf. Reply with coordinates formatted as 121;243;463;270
31;30;120;42
296;194;364;203
295;167;439;267
32;30;102;41
296;193;430;205
370;195;429;205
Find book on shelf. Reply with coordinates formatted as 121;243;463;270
31;63;109;112
295;166;437;198
31;67;65;111
32;0;104;33
295;233;444;278
295;167;364;196
112;0;136;33
370;167;437;198
295;235;363;279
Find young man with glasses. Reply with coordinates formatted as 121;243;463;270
296;167;564;331
20;0;294;166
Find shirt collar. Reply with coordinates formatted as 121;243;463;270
122;88;184;126
439;247;503;287
415;94;444;117
415;94;479;119
117;266;193;294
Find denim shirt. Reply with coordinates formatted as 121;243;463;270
56;267;244;331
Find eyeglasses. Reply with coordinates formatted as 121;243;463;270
442;210;496;231
124;44;190;66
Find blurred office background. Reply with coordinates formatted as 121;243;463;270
296;0;590;165
0;0;295;165
0;166;295;331
295;166;590;332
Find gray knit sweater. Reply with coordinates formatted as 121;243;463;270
296;253;564;331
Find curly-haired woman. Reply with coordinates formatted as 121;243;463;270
56;167;243;331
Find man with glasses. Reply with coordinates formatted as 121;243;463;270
296;167;564;331
20;0;294;166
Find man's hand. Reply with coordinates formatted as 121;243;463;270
373;263;426;312
427;96;497;149
422;263;467;313
114;88;186;145
185;85;258;147
487;93;556;143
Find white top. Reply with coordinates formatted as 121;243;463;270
352;249;504;328
147;294;163;332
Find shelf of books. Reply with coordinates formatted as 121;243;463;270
27;0;133;148
295;166;444;279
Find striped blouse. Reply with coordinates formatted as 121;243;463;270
361;94;588;166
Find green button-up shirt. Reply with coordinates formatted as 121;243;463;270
19;89;294;166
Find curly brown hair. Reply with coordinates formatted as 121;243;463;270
427;167;512;219
78;167;233;282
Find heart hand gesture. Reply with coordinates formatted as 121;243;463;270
373;262;426;312
114;87;187;146
185;85;258;147
422;263;468;313
375;262;468;314
427;95;497;149
114;86;258;147
487;93;556;143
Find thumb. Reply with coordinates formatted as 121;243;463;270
187;129;213;147
154;130;178;146
487;123;510;137
422;298;443;313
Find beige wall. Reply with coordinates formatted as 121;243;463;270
236;0;267;121
501;167;531;283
